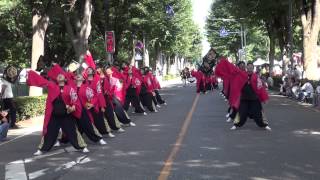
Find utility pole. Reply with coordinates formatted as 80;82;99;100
104;0;113;64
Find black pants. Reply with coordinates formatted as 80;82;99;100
140;92;155;112
104;104;119;130
229;107;237;119
39;115;85;151
234;100;268;128
3;98;16;127
152;95;158;106
77;109;102;142
155;90;166;104
206;83;212;91
199;83;206;93
91;109;108;135
113;97;131;124
123;92;145;113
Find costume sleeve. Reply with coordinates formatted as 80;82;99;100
27;70;49;88
85;53;96;69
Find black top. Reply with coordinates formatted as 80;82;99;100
241;74;258;101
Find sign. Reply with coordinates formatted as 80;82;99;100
219;27;229;37
165;5;175;17
134;53;143;61
105;31;115;53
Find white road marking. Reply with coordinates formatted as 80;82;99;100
28;168;49;180
5;160;27;180
24;149;65;163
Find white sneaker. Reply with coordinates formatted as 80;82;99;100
226;113;230;118
132;111;136;114
154;110;159;113
117;128;125;133
265;126;272;131
82;147;90;153
164;103;167;106
143;112;148;116
230;126;237;130
108;133;115;138
226;118;232;123
130;122;136;127
54;141;61;147
34;150;43;156
156;105;161;108
99;139;107;145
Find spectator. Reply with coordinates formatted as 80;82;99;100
0;78;17;128
294;65;302;80
0;108;9;142
313;82;320;107
299;79;314;102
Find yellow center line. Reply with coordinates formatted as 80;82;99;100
158;93;200;180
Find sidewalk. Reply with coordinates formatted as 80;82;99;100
7;116;43;137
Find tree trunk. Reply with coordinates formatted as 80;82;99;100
64;0;93;65
269;34;275;76
29;14;49;96
166;56;170;75
131;37;136;66
301;0;320;80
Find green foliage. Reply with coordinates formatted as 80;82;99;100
0;1;32;68
206;0;303;63
15;95;46;121
0;0;202;68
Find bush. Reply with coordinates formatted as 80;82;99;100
15;95;47;122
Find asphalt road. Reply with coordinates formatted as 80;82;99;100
1;84;320;180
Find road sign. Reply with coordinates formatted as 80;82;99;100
105;31;115;53
219;27;229;37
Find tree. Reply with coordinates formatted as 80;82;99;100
299;0;320;80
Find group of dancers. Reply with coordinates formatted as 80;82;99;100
27;51;167;156
193;48;271;131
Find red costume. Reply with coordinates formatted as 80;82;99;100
215;58;269;109
27;70;81;135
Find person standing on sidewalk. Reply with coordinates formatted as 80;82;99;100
1;66;18;129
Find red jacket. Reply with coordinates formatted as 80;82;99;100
152;75;161;90
124;75;142;96
143;73;155;93
191;70;206;91
27;70;81;135
215;58;269;109
106;75;126;104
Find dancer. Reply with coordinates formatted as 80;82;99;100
27;70;89;156
215;58;271;130
123;67;147;115
105;66;136;127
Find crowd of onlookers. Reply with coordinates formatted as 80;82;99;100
278;65;320;108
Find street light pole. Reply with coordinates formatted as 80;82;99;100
212;18;246;62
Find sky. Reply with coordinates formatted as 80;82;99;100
191;0;214;56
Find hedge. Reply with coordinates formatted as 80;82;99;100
163;74;179;81
15;95;47;122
